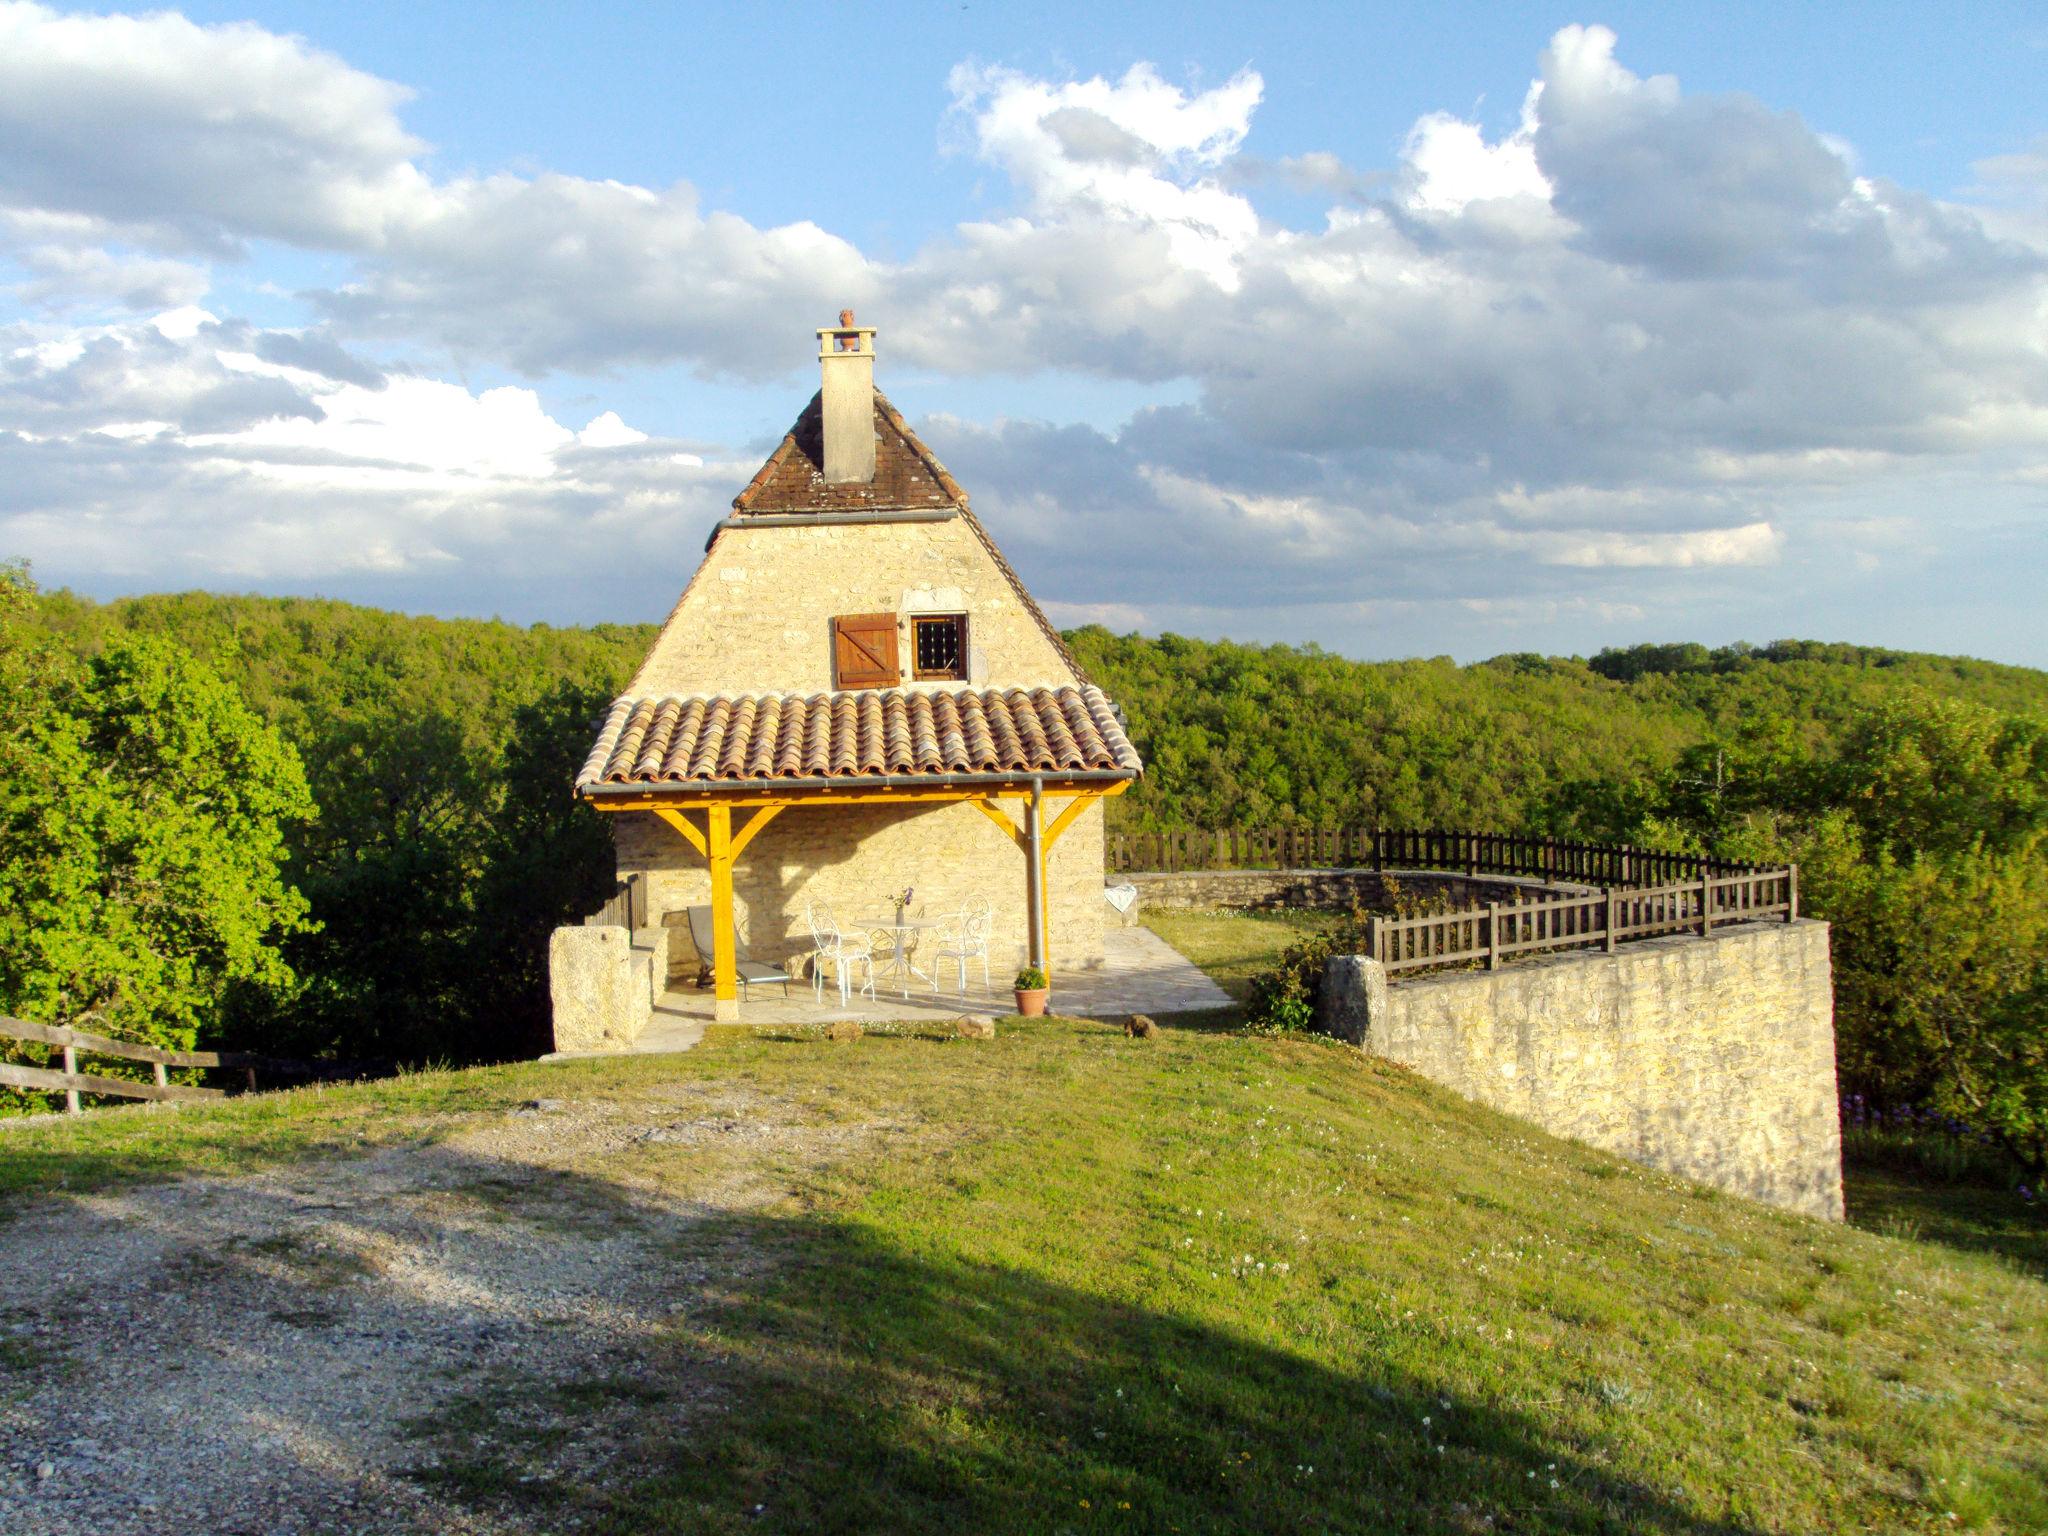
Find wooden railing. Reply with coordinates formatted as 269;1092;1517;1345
0;1017;384;1117
1366;866;1798;977
1109;825;1770;888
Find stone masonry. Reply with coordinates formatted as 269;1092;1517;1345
628;516;1075;698
547;925;668;1052
1318;920;1843;1220
1126;867;1582;913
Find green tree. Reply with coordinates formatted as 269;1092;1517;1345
0;578;315;1057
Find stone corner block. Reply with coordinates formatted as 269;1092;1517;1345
549;925;651;1053
1316;954;1387;1047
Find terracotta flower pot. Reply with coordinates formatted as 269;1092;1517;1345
1014;987;1049;1018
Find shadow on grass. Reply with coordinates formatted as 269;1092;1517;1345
586;1208;1763;1536
0;1107;1783;1535
1844;1161;2048;1280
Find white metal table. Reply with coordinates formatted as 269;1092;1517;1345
851;915;946;998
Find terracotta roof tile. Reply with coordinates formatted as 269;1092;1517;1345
577;684;1141;791
732;390;958;516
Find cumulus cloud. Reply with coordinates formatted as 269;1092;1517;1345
0;310;727;609
0;6;2044;658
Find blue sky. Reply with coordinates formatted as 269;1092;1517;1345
2;1;2045;664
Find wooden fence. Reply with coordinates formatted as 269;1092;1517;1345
1108;825;1770;888
582;873;644;929
1107;826;1798;979
1366;865;1797;975
1;1016;384;1117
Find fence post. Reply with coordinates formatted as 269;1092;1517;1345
1699;872;1714;938
1466;834;1477;877
62;1044;79;1115
1787;865;1799;922
1487;902;1501;970
1372;828;1384;873
1604;888;1618;954
1363;915;1380;964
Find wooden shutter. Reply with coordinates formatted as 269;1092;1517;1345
833;613;899;689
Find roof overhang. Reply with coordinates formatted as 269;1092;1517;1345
579;768;1135;812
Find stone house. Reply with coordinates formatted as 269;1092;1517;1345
573;313;1144;1019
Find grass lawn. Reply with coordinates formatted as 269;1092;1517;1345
1142;906;1333;1001
3;1015;2043;1530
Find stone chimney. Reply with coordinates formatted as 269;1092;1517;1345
816;308;877;485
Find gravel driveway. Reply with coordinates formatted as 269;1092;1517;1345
0;1084;890;1534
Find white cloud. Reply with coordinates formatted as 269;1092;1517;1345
0;11;2044;658
1400;84;1550;214
944;62;1264;287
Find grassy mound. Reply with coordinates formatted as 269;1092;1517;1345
5;1013;2042;1534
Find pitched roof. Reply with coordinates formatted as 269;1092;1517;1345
733;389;963;515
722;388;1090;683
577;684;1140;792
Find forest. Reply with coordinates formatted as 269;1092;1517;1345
5;571;2044;1164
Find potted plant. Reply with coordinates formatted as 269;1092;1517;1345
1013;965;1049;1017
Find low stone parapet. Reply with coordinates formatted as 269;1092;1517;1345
1318;920;1843;1220
548;925;669;1053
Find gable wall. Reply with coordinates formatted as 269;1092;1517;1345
629;517;1075;698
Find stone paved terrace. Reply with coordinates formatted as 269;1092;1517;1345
554;924;1232;1058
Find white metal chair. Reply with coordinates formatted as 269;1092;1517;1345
804;903;875;1006
685;905;794;1000
931;897;993;996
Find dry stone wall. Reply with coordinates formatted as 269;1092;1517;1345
1126;867;1583;912
1318;921;1843;1220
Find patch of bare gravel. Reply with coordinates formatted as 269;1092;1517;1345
0;1083;909;1535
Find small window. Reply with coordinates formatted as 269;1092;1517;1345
912;614;967;681
833;613;900;689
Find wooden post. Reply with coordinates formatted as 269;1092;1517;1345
708;804;738;1021
1486;902;1501;970
1025;781;1048;974
62;1044;79;1114
1788;865;1799;922
153;1062;168;1088
1699;871;1714;938
1605;888;1618;954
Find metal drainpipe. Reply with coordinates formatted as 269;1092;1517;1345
1027;776;1047;973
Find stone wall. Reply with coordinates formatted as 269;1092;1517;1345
627;516;1076;697
614;793;1107;984
548;925;668;1054
1317;921;1843;1220
1126;867;1585;913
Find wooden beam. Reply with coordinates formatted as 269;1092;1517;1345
1041;790;1105;853
652;806;708;858
729;803;784;861
968;797;1027;848
707;804;738;1021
